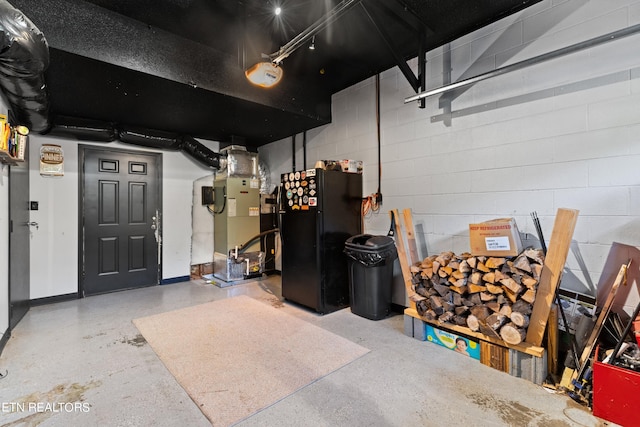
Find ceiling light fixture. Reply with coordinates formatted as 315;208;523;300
309;35;315;50
245;0;362;88
274;6;281;16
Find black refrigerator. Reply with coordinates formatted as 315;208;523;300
280;168;362;314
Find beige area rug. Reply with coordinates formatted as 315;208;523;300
133;295;370;426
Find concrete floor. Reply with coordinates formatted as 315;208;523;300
0;276;611;426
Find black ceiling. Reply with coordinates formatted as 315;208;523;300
8;0;541;150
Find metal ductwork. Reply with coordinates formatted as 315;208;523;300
0;0;49;132
0;0;220;169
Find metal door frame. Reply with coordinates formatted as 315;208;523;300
78;144;163;297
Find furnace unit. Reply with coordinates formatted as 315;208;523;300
212;147;263;282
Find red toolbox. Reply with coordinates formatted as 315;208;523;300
592;351;640;426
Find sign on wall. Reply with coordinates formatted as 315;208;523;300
40;144;64;177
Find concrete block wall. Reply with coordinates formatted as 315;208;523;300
259;0;640;313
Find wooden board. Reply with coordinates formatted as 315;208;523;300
402;209;420;266
481;341;509;372
390;209;417;310
525;208;579;347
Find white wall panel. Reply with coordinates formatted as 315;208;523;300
0;97;8;334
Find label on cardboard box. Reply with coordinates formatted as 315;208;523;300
469;217;523;257
485;236;511;251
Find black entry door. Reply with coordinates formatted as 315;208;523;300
80;146;162;296
9;149;30;329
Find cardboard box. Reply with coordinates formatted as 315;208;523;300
469;217;523;257
425;324;480;360
339;159;363;174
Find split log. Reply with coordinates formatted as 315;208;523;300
415;285;430;298
482;272;496;284
485;257;506;269
432;261;441;275
476;262;490;273
531;263;543;280
451;270;466;280
521;288;536;304
500;277;523;295
524;248;545;265
452;293;463;307
500;323;526;345
510;311;530;328
430;296;444;315
423;310;437;322
503;287;518;303
441;266;453;276
511;300;533;316
416;299;429;316
480;292;496;302
469;305;490;321
433;283;450;297
467;257;477;269
486;301;501;313
485;313;507;330
521;275;538;289
454;306;469;316
486;284;504;295
420;257;434;269
449;285;468;295
452;278;467;288
499;304;512;317
469;271;483;285
453;315;468;326
513;254;532;273
439;311;454;323
442;301;455;313
468;293;482;306
478;320;502;340
467;314;480;332
494;270;507;282
468;284;487;294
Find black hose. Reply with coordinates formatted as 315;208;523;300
238;228;279;253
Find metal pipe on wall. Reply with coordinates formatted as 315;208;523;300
405;23;640;103
303;131;307;170
291;134;296;171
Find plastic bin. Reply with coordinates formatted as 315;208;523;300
344;234;397;320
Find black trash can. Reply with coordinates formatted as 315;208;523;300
344;234;398;320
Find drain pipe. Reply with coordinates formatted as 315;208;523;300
303;131;307;170
291;134;296;171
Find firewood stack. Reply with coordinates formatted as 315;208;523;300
410;248;545;345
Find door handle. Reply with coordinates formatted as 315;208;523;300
25;221;39;230
151;212;161;243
